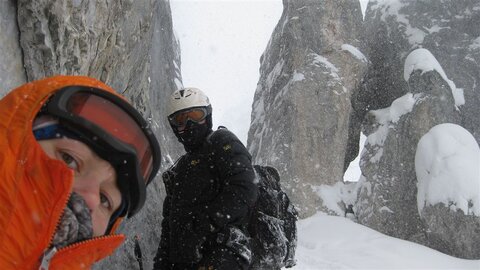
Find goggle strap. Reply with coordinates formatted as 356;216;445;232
33;124;81;141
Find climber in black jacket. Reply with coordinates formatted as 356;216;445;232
153;88;258;270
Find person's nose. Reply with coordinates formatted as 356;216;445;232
75;187;100;213
73;175;102;213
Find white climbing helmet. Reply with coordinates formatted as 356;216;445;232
167;87;211;116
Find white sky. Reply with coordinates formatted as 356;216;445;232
170;0;283;144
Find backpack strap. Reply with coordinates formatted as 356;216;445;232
206;126;227;145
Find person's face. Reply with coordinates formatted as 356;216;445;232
177;119;206;133
38;138;122;236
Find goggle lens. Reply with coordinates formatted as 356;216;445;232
170;108;207;127
66;93;154;180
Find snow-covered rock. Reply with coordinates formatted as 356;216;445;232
415;123;480;259
247;0;367;218
404;48;464;108
356;48;461;245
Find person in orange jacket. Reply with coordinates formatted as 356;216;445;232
0;75;161;269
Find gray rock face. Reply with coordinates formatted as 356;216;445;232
17;0;156;115
0;0;27;95
91;1;183;269
1;0;182;269
420;205;480;259
247;0;366;218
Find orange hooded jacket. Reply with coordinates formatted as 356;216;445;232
0;76;126;269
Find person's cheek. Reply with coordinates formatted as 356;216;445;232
91;210;109;236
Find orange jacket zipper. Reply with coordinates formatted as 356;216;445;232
38;188;123;270
39;187;71;270
39;235;122;270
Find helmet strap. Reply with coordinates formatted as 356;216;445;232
205;113;213;130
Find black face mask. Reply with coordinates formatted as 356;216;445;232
174;121;212;152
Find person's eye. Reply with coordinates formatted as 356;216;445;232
100;193;113;211
60;152;79;170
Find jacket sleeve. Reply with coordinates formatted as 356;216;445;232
153;175;173;270
204;129;258;229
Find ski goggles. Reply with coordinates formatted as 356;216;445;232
168;107;211;127
43;86;161;217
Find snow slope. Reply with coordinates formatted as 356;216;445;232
291;213;480;270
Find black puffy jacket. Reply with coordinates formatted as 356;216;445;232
154;128;258;267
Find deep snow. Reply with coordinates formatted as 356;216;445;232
290;213;480;270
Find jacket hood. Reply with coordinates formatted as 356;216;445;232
0;75;125;269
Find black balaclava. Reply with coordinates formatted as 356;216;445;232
173;114;212;153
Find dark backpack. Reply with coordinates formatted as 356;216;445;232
206;128;297;268
248;165;298;270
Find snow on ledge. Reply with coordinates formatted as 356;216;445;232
311;53;341;81
415;123;480;216
367;93;417;147
292;71;305;82
314;182;358;216
372;93;417;124
404;48;465;107
470;37;480;50
341;44;368;63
